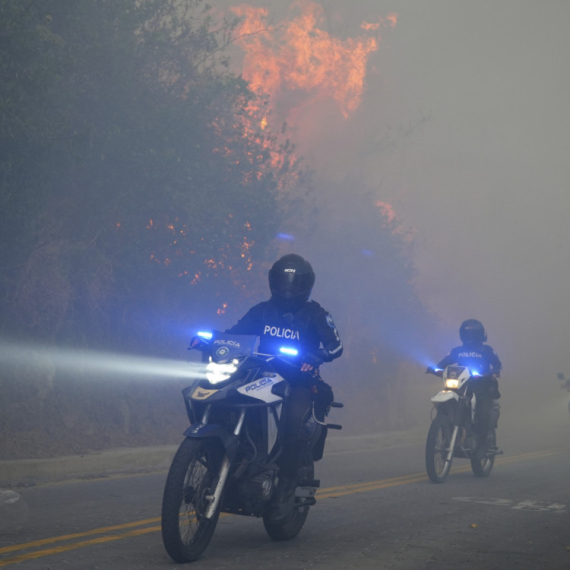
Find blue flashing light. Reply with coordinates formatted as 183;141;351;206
470;370;482;377
280;347;298;356
277;233;295;241
197;331;213;340
434;368;443;373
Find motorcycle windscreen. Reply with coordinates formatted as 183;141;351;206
210;332;257;363
445;365;467;380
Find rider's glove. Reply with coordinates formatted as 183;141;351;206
189;336;208;351
304;350;326;368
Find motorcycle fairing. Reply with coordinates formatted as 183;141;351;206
210;332;257;363
431;389;459;403
191;387;219;400
183;423;240;460
237;376;286;403
442;365;471;389
445;365;467;380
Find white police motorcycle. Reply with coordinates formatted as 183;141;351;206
425;365;501;483
161;331;342;563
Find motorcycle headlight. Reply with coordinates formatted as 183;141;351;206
445;379;459;389
205;361;237;385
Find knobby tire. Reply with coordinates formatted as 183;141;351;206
263;453;314;541
471;428;496;477
426;415;453;484
161;438;223;563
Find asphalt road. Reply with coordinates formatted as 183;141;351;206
2;420;570;570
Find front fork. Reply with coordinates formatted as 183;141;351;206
445;399;466;464
204;407;246;519
445;425;460;464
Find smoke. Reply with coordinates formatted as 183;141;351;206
0;340;207;381
213;0;570;437
5;0;567;445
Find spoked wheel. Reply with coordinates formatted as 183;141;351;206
263;453;314;541
426;415;453;484
471;428;496;478
161;438;224;563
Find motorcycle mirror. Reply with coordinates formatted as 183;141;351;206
557;372;565;380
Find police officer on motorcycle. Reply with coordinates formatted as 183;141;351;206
430;319;502;453
225;254;343;520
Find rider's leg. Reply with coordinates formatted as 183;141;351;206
475;392;494;447
273;384;312;520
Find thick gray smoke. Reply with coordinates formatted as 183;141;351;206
219;0;570;436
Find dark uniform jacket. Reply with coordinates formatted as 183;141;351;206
437;343;502;377
226;299;343;362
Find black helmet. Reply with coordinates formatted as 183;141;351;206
268;254;315;310
459;319;487;344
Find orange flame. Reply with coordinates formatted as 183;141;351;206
361;15;398;31
361;22;381;31
231;1;396;119
375;201;396;224
386;13;398;28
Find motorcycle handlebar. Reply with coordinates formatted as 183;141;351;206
189;337;324;375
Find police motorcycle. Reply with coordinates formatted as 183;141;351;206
425;365;501;483
161;331;343;563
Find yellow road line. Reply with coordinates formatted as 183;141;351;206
0;514;234;568
0;518;161;555
0;526;161;566
317;448;564;499
0;446;567;567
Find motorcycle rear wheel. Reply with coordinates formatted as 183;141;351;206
161;438;224;563
471;428;496;478
263;453;314;541
425;415;453;484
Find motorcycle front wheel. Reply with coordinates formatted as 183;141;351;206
425;415;453;484
471;428;496;478
263;452;314;541
161;438;224;563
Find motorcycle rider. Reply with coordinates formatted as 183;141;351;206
224;253;343;520
428;319;502;453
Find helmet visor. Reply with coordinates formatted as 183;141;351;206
270;271;314;298
461;326;484;344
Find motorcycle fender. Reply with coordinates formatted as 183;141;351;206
183;423;239;461
431;390;459;404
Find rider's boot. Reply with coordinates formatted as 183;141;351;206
486;431;499;452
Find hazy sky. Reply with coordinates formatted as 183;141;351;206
365;0;570;393
220;0;570;403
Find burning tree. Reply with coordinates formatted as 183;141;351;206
230;1;396;123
